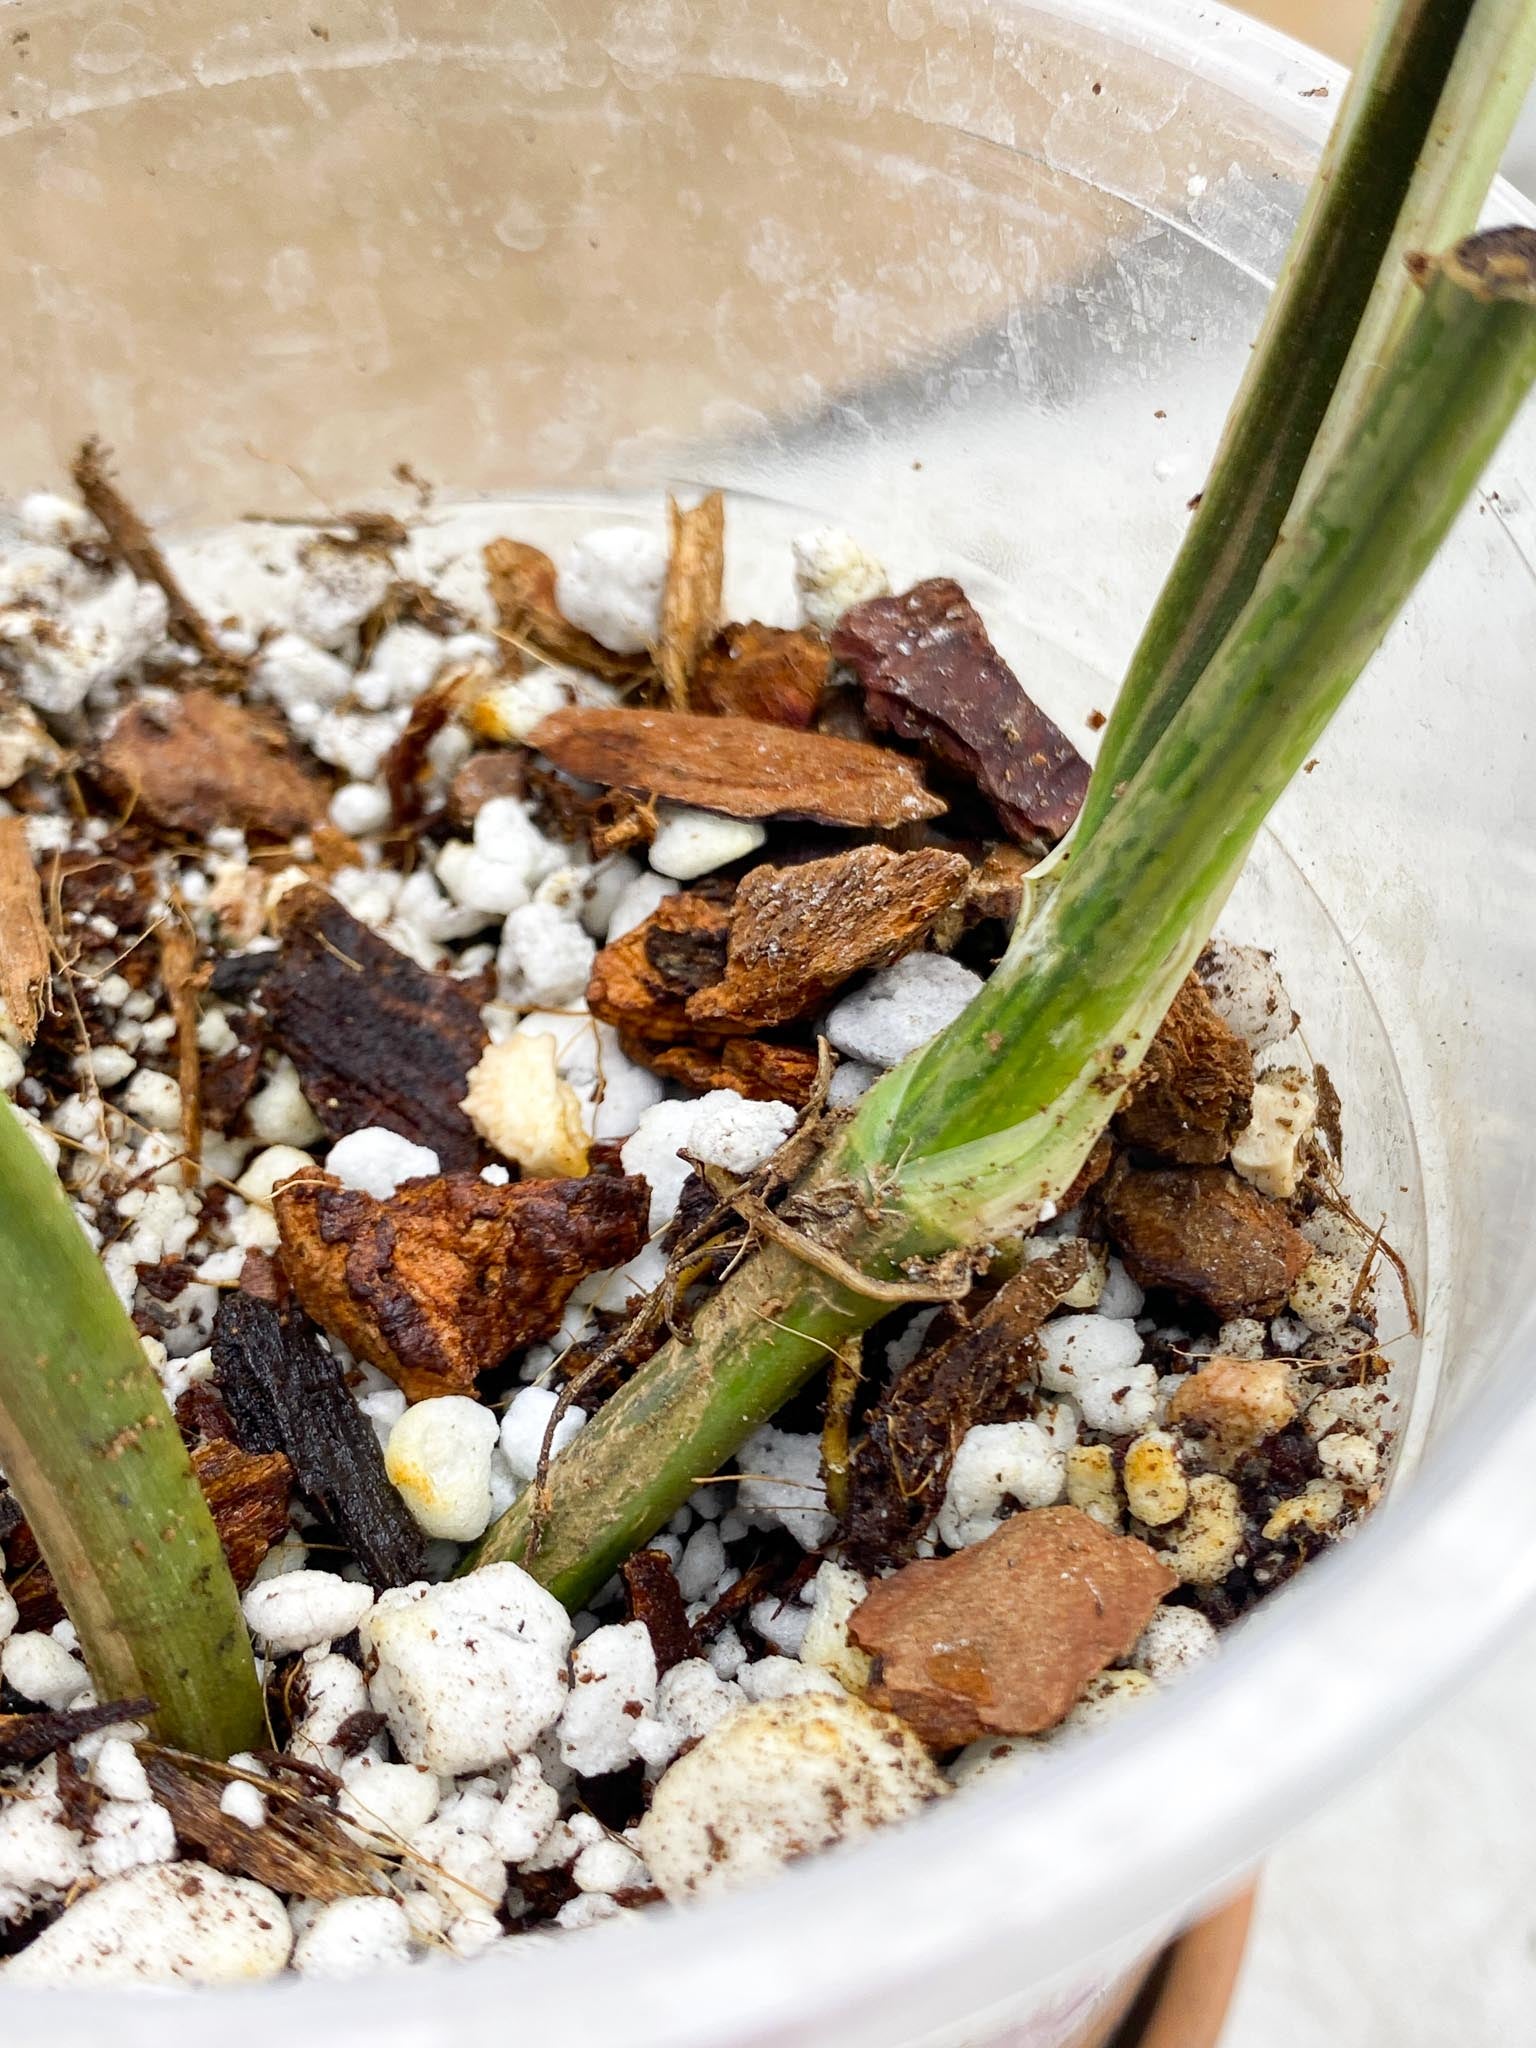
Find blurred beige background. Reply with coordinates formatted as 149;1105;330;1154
1258;0;1375;59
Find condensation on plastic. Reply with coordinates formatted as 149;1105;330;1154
2;1;1535;2042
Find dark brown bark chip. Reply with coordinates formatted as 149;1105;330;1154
263;884;487;1168
92;689;328;838
621;1551;693;1675
849;1506;1177;1746
843;1241;1088;1571
1114;975;1255;1165
831;579;1089;847
0;1698;155;1766
1098;1158;1311;1320
693;621;829;729
529;706;944;829
272;1169;651;1402
210;1289;426;1588
688;845;969;1030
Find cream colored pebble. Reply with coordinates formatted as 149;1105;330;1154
1316;1428;1380;1489
1231;1067;1316;1200
636;1692;944;1901
1122;1430;1190;1527
1157;1473;1245;1585
1167;1357;1297;1472
461;1033;588;1179
1262;1477;1346;1543
1064;1443;1122;1530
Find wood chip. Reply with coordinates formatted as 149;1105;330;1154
0;815;49;1042
210;1289;426;1587
1098;1158;1311;1320
484;538;652;684
264;885;488;1169
142;1750;387;1902
843;1242;1088;1570
658;492;725;710
70;439;227;668
448;751;528;829
92;689;329;838
587;892;733;1045
832;579;1088;846
3;1436;290;1631
159;921;206;1185
0;1699;155;1767
687;846;970;1030
640;1036;821;1107
273;1168;651;1401
693;621;828;728
1115;976;1254;1166
622;1550;693;1675
529;706;944;829
849;1506;1177;1745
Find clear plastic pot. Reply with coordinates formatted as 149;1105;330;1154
3;1;1535;2041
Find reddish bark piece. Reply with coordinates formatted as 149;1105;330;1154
658;492;726;710
843;1242;1088;1571
273;1168;650;1402
1115;976;1254;1165
688;845;969;1030
484;538;651;686
449;750;528;828
641;1036;821;1107
849;1506;1177;1746
263;885;487;1169
831;580;1088;846
587;893;733;1044
529;706;944;829
93;689;328;837
1098;1159;1310;1320
622;1551;693;1675
693;621;829;728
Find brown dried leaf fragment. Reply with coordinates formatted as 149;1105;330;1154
850;1506;1177;1746
530;706;944;829
587;892;732;1044
142;1750;387;1902
93;689;329;838
210;1289;426;1587
273;1168;650;1402
658;492;725;710
71;439;227;668
831;579;1089;846
1098;1158;1311;1320
264;885;487;1168
485;538;652;684
688;846;969;1030
383;661;480;826
843;1241;1088;1570
693;621;828;729
622;1550;693;1675
0;1699;155;1766
0;815;49;1042
1115;975;1254;1166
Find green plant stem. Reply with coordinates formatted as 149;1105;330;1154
0;1099;264;1756
470;231;1536;1612
1073;0;1534;848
